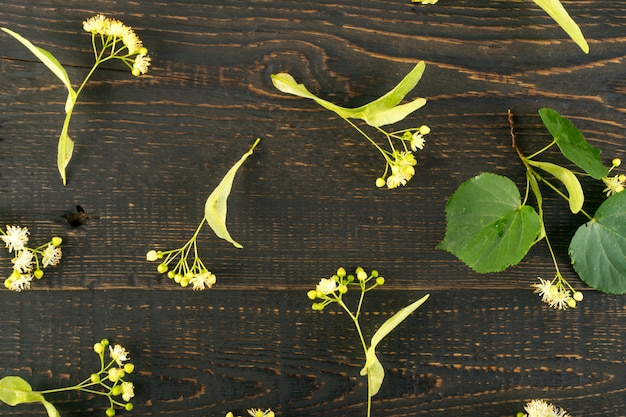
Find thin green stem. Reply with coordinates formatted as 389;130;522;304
341;117;391;163
536;175;593;220
525;139;556;160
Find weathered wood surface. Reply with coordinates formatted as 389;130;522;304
0;1;625;416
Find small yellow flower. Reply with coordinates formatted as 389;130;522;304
189;270;217;291
132;53;151;76
109;344;130;366
12;249;34;273
602;174;626;197
83;14;108;34
316;277;338;295
247;409;274;417
121;381;135;402
42;244;62;268
532;277;573;310
1;225;30;252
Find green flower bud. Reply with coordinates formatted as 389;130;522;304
108;368;122;382
356;269;367;281
100;339;110;347
34;269;44;279
112;385;123;396
174;273;183;283
419;125;431;135
167;270;175;279
567;298;577;308
573;291;583;301
370;270;378;278
125;403;134;411
376;277;385;286
612;158;621;167
4;279;12;289
139;47;148;55
307;290;317;300
180;279;190;288
375;177;386;188
146;250;158;261
157;263;168;274
51;236;63;246
90;373;101;383
336;267;346;278
338;284;348;294
124;363;135;374
94;343;105;354
105;407;116;417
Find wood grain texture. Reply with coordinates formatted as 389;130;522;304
0;1;625;416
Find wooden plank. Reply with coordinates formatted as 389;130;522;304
0;1;625;416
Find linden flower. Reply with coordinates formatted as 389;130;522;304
316;277;339;295
42;244;62;268
1;225;30;252
132;53;151;76
121;381;135;402
12;249;34;273
6;272;33;292
412;0;438;4
109;344;130;366
82;14;108;33
522;399;570;417
248;409;275;417
386;150;418;189
532;277;572;310
602;174;626;197
189;270;217;291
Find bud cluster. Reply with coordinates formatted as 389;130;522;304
307;267;385;311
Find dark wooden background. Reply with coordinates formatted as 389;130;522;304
1;1;625;416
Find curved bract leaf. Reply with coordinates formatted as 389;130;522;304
532;0;589;53
360;294;429;397
41;400;62;417
1;27;77;112
538;108;608;179
527;171;546;242
204;138;261;248
527;159;584;213
569;191;626;294
58;116;75;186
437;173;541;273
0;376;44;406
271;62;427;127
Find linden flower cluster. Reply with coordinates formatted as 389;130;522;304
516;399;571;417
532;276;583;310
375;125;430;189
226;409;275;417
83;14;151;76
0;225;62;292
307;266;384;311
601;158;625;197
89;339;136;416
146;234;217;291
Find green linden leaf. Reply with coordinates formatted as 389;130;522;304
204;138;261;248
569;191;626;294
359;294;429;397
271;61;427;127
437;173;541;273
532;0;589;53
526;160;584;214
1;27;77;112
538;108;608;179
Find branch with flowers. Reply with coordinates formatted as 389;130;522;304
438;108;626;308
146;138;261;289
1;14;151;185
0;225;62;292
0;339;135;417
307;267;429;417
271;62;430;189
